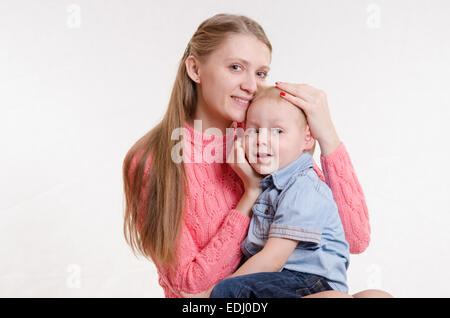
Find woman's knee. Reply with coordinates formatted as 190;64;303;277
352;289;394;298
303;288;393;298
302;290;354;298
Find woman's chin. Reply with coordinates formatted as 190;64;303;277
227;106;247;123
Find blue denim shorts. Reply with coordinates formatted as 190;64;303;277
210;269;333;298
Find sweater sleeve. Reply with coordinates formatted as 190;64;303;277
129;151;251;296
162;209;251;296
313;142;371;254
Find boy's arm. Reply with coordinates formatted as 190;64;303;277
179;238;297;298
228;237;298;278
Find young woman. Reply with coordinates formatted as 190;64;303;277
122;13;391;298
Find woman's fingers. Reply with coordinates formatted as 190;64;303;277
226;134;262;191
180;290;210;298
227;136;245;164
273;81;340;155
233;136;242;163
235;137;241;160
278;89;311;114
275;82;314;102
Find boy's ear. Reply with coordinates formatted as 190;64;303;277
304;125;316;154
307;140;316;156
185;56;201;83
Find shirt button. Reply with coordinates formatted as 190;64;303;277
264;208;270;215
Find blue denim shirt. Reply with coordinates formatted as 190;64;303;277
241;152;350;292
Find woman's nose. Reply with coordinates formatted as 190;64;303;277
240;73;257;95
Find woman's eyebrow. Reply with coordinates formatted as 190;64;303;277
225;58;270;71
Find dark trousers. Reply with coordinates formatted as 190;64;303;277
210;269;333;298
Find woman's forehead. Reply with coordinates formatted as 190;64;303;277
213;33;271;67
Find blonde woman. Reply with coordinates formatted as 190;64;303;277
123;13;391;298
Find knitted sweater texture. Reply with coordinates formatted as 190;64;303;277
129;122;370;297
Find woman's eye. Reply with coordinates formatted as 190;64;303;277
231;64;242;71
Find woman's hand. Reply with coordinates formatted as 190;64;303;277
180;285;215;298
276;82;341;157
226;135;262;192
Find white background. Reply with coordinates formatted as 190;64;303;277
1;0;450;297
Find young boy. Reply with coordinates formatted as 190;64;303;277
209;86;350;298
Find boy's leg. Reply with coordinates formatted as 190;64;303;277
210;271;294;298
210;269;331;298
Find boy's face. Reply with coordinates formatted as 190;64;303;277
244;98;313;175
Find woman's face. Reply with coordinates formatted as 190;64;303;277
192;33;272;126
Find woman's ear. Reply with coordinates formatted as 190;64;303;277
185;56;201;83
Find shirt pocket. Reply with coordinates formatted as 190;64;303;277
251;202;274;240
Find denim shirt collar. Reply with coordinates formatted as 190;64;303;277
261;152;314;191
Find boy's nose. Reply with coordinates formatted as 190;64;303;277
257;128;270;146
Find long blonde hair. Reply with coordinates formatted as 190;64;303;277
122;14;272;268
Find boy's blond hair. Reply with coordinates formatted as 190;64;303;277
252;85;307;123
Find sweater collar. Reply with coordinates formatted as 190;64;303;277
183;121;244;148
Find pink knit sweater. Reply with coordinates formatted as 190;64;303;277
131;122;370;297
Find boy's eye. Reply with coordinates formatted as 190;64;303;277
257;71;268;79
247;128;258;134
271;128;283;134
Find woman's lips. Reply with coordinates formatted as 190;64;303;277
231;96;250;108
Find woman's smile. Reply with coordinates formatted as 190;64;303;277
231;96;251;108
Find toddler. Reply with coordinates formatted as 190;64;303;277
210;86;350;298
